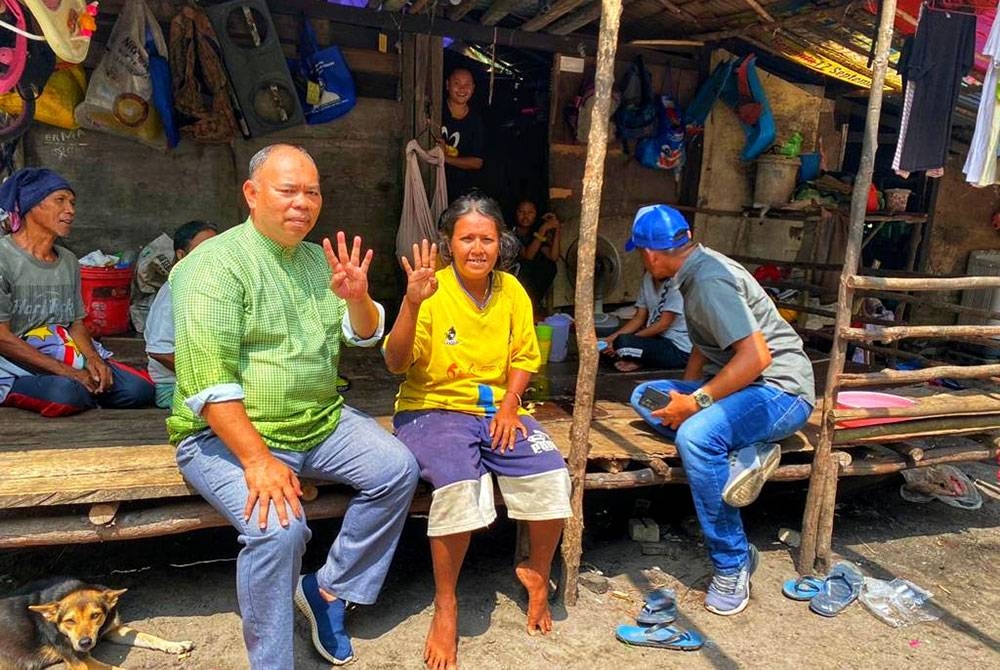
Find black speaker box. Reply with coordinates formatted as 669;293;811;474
206;0;304;137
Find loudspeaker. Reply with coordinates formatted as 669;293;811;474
206;0;303;137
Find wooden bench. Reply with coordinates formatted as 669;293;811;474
2;389;998;550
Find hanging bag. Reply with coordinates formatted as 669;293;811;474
0;64;86;130
289;17;356;124
75;0;168;149
0;0;27;95
614;55;658;154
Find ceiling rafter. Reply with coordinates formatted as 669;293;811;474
521;0;593;32
691;0;858;42
481;0;522;25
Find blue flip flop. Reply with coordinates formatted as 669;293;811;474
809;561;864;617
636;588;678;625
782;576;825;601
616;623;704;651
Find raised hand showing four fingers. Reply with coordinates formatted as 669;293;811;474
401;239;439;305
324;231;373;301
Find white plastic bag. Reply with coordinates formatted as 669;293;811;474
134;233;174;295
74;0;168;148
860;577;940;628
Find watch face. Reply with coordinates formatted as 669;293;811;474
694;391;712;408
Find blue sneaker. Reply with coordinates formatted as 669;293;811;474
722;443;781;508
704;544;759;616
294;573;354;665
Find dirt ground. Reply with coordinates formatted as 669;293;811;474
1;459;997;670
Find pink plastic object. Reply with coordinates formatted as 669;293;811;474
836;391;917;428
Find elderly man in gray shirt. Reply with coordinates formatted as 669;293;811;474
627;204;815;617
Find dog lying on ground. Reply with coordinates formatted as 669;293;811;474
0;577;194;670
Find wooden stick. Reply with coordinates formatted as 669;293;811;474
560;0;622;609
832;414;1000;445
0;493;434;550
838;364;1000;387
884;442;924;464
742;0;775;22
799;0;899;577
840;324;1000;343
848;275;1000;291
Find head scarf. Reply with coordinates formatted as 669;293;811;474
0;167;75;234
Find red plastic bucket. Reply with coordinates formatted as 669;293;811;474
80;266;132;337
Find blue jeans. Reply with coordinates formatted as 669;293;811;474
3;360;154;416
176;406;419;670
631;379;812;573
614;334;690;369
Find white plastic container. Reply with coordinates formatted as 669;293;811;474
543;313;573;362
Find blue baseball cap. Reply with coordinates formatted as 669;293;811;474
624;204;691;251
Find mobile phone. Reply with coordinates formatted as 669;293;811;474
638;386;671;411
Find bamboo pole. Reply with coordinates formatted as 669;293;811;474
849;275;1000;291
840;325;1000;343
838;364;1000;387
561;0;622;608
798;0;899;575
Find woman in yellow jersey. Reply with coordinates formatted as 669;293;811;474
384;191;571;670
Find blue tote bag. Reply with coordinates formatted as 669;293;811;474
289;18;356;124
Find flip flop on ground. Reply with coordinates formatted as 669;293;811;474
809;561;864;617
615;623;704;651
636;588;678;625
782;576;825;601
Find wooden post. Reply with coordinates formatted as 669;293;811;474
560;0;622;607
797;0;898;575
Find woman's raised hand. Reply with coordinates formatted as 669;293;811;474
401;239;439;305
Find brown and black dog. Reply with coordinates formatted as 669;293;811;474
0;577;194;670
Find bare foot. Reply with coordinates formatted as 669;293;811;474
516;562;552;635
614;359;641;373
424;599;459;670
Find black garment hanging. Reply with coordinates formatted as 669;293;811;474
897;7;977;172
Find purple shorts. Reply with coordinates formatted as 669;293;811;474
394;410;571;536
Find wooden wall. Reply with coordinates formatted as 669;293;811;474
20;0;407;303
547;53;700;309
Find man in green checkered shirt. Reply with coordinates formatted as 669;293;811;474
169;144;419;668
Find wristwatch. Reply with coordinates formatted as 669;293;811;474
692;388;714;410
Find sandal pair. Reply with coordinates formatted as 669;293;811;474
614;588;705;651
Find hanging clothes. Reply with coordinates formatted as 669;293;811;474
893;6;977;178
964;5;1000;187
396;140;448;265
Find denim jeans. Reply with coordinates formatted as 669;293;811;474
614;333;690;369
631;379;812;573
176;405;419;669
3;360;154;416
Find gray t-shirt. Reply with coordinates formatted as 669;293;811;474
144;281;174;385
0;235;86;337
674;245;815;405
635;271;691;353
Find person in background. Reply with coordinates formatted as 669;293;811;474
626;204;815;617
439;67;485;199
383;192;571;670
599;270;691;372
144;220;218;408
512;199;561;315
169;144;419;668
0;167;154;416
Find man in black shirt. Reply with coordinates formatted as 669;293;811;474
440;68;485;199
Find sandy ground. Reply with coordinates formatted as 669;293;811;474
1;460;997;670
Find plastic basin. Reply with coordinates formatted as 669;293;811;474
836;391;917;428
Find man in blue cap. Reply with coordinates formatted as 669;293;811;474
625;204;815;616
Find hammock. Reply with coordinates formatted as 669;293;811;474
396;139;448;264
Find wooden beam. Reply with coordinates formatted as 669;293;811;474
628;39;704;47
547;2;602;35
448;0;478;21
838;364;1000;387
742;0;774;22
268;0;598;53
651;0;701;25
561;0;622;609
522;0;592;32
849;275;1000;291
840;324;1000;343
481;0;522;26
692;0;855;42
